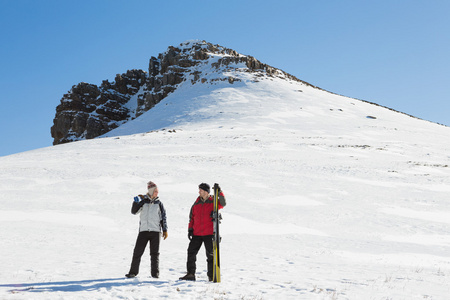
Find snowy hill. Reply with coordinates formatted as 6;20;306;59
2;41;450;299
51;40;312;145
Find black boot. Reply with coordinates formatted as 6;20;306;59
179;273;196;281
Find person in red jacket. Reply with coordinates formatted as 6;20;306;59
179;183;226;281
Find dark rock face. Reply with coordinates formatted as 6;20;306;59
51;40;312;145
51;70;146;144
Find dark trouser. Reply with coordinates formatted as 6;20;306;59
187;235;213;277
129;231;160;277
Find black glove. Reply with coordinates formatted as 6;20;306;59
188;229;193;240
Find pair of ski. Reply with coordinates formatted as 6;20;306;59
211;183;221;283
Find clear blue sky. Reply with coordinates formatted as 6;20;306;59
1;0;449;157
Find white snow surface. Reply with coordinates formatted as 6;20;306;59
1;71;450;299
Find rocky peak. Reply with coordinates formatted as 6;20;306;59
51;40;313;145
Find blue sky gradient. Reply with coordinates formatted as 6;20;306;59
1;0;449;156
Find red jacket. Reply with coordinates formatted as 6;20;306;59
188;192;226;236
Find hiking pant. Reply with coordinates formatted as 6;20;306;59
129;231;160;277
187;235;213;277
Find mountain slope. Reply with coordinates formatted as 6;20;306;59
51;40;314;145
2;43;450;299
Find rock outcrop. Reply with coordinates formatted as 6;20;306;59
51;40;314;145
51;70;146;144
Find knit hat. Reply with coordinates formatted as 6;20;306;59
147;181;157;196
198;182;210;194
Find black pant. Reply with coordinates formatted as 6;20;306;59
129;231;160;277
187;235;213;277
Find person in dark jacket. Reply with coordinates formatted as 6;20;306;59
125;181;168;279
179;183;226;281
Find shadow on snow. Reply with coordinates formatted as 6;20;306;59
1;277;169;293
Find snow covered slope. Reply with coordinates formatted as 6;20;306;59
1;53;450;299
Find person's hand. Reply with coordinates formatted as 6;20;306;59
133;196;140;203
188;229;193;240
162;231;168;240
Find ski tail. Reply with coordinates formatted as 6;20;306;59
212;183;221;283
